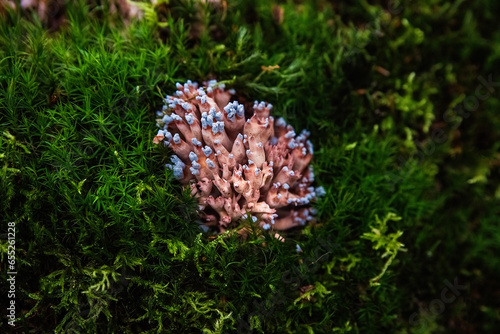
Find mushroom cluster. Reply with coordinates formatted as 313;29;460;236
154;80;324;233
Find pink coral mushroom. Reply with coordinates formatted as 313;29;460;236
154;80;324;233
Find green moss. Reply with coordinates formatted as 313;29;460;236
1;0;499;333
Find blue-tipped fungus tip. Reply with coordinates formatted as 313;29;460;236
173;133;181;144
189;152;198;162
202;146;212;157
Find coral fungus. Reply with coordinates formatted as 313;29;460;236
154;80;323;233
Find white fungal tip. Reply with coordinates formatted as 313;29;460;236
189;152;198;162
173;133;181;144
202;146;212;157
206;159;216;168
190;167;199;175
162;115;173;124
315;186;326;197
171;114;183;121
173;167;184;179
276;117;286;127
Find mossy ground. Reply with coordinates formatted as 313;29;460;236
1;0;499;333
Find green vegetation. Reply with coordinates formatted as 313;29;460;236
1;0;499;332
